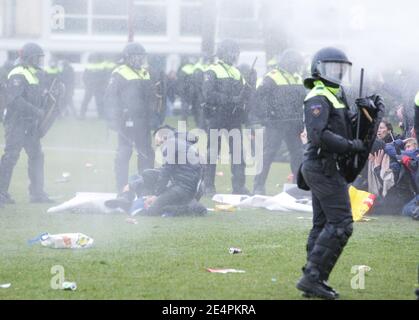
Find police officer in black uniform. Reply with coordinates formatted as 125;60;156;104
296;47;384;299
105;42;155;194
79;53;106;119
0;43;54;205
253;49;306;195
0;60;15;122
177;56;197;124
203;39;255;196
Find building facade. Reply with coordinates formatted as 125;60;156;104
0;0;264;71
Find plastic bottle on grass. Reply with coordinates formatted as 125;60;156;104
35;233;94;249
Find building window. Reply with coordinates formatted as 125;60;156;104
218;0;256;20
92;0;128;35
51;0;89;34
51;0;132;36
216;0;260;40
180;0;203;37
133;0;167;36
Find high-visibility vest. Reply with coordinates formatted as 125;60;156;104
304;80;345;109
8;66;39;85
112;64;150;81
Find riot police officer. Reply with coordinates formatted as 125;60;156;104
177;56;197;124
105;42;155;193
296;47;384;299
0;60;14;122
203;39;255;196
253;49;306;195
0;43;53;205
79;53;106;119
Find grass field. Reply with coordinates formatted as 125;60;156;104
0;117;418;300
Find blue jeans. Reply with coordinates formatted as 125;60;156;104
401;196;419;217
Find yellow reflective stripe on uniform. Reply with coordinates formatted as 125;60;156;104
45;67;60;74
113;64;150;81
193;62;208;72
256;77;263;89
86;63;104;71
181;64;195;75
8;66;39;85
304;80;345;109
415;91;419;107
266;68;300;86
207;62;243;82
103;61;117;70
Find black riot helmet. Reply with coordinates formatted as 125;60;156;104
19;42;44;69
309;47;352;87
122;42;146;69
279;49;304;74
216;39;240;65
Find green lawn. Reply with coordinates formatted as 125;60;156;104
0;118;418;300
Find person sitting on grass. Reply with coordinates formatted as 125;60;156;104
386;138;419;220
105;125;207;217
367;138;416;216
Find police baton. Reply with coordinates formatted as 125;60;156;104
354;68;365;169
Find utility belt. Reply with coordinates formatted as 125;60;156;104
307;149;340;177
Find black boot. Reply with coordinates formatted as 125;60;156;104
297;273;337;300
300;266;340;298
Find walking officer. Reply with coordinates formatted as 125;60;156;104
296;47;384;299
253;49;306;195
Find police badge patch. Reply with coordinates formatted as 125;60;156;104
310;104;322;117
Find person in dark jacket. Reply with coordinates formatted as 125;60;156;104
105;42;155;193
105;126;206;217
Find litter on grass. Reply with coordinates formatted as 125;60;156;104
56;172;71;183
207;268;245;274
0;283;11;289
28;233;94;249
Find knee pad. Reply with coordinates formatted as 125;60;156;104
333;218;353;244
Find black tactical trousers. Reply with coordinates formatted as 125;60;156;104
301;159;353;281
253;121;303;193
79;86;105;118
205;117;246;193
141;185;196;216
114;119;154;193
0;123;45;198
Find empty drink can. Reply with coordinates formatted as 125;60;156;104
229;247;242;254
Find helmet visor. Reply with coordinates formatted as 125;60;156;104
317;61;352;86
